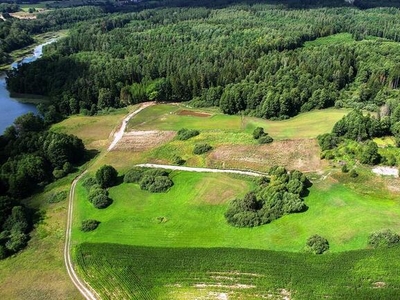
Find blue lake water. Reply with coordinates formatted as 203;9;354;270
0;40;54;134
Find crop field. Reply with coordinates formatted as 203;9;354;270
75;243;400;300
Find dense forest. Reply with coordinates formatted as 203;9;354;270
0;113;86;259
0;6;106;64
6;1;400;120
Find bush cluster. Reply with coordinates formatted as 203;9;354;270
253;127;273;144
85;181;113;209
124;168;174;193
193;143;212;155
177;128;200;140
368;229;400;248
305;234;330;254
225;166;310;227
81;219;100;232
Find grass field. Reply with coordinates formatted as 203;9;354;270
0;173;82;300
304;32;355;48
75;242;400;300
128;104;350;140
51;107;132;150
73;167;400;253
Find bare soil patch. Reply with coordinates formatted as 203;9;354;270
114;130;176;151
208;139;325;173
177;109;212;117
372;166;399;178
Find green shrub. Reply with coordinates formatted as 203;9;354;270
258;135;273;144
82;177;97;191
368;229;400;248
341;164;349;173
48;190;67;203
172;155;185;165
124;168;144;183
177;128;200;140
96;165;118;188
305;235;330;254
193;143;212;155
253;127;265;139
349;169;358;178
81;219;101;232
92;194;112;209
139;175;173;193
148;176;174;193
88;187;108;203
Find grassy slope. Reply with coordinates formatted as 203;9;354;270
0;175;82;300
76;243;400;300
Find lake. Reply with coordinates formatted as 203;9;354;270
0;41;54;134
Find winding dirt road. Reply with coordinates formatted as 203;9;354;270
65;102;267;299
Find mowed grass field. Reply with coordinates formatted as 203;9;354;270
73;168;400;253
75;243;400;300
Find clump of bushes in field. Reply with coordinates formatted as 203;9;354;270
253;127;273;144
48;190;67;203
305;234;330;254
124;168;174;193
96;165;118;188
193;143;212;154
87;184;113;209
225;166;310;227
368;229;400;248
172;154;185;165
83;166;117;209
81;219;100;232
177;128;200;140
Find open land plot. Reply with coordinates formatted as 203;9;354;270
51;107;132;150
75;242;400;300
73;169;400;253
128;104;350;140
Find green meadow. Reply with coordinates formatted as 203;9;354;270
73;168;400;253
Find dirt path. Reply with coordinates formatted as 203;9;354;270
108;102;155;151
136;163;267;177
65;103;155;300
64;171;98;300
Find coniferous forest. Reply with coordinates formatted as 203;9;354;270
6;0;400;121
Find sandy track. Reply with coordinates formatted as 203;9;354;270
108;102;155;151
136;163;267;177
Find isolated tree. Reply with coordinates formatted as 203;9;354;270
96;165;118;188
